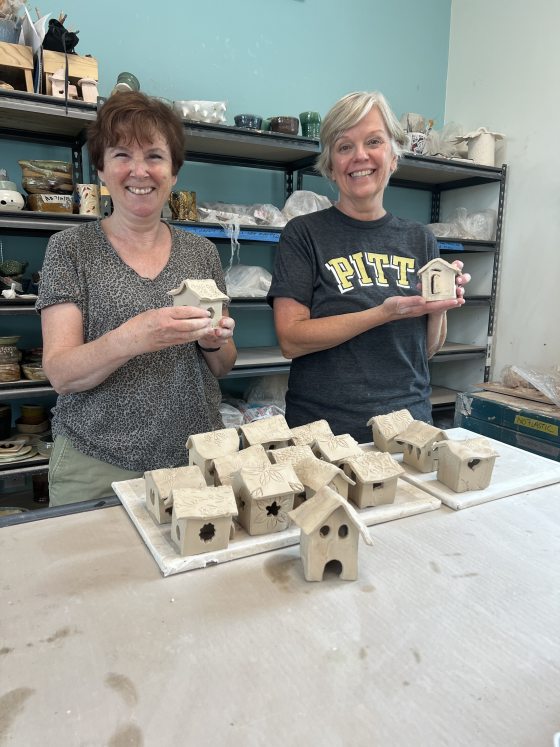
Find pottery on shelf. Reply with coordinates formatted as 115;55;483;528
173;100;227;124
0;180;24;211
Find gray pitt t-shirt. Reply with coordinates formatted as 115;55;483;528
268;207;439;442
36;221;225;471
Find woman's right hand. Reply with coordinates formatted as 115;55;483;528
122;305;214;355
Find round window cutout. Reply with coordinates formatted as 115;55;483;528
338;524;349;538
320;525;330;537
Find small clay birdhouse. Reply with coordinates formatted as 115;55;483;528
232;464;303;536
171;485;238;556
288;485;374;582
212;444;270;488
367;409;414;453
239;414;294;451
294;456;355;503
186;427;240;485
168;278;229;328
268;444;316;467
342;452;405;508
396;421;447;472
434;437;499;492
312;433;362;466
417;258;461;301
290;419;334;446
144;465;207;524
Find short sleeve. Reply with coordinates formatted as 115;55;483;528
35;231;83;313
267;217;316;309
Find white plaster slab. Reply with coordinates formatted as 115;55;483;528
400;427;560;509
112;477;440;576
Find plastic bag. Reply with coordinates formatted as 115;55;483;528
197;201;286;227
282;190;332;221
502;365;560;407
424;122;466;158
225;264;271;298
244;374;288;408
219;401;244;428
427;207;496;241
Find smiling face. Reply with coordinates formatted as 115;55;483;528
330;107;398;220
98;133;177;221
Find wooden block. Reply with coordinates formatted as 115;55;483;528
0;41;34;93
42;50;98;94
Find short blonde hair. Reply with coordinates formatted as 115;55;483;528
316;91;407;179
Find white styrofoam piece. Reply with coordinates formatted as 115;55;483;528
112;477;440;576
400;427;560;509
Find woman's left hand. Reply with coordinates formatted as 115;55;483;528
197;314;235;351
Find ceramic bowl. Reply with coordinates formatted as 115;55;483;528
269;116;299;135
0;336;21;346
15;418;50;434
234;114;263;130
21;363;48;381
19;405;47;425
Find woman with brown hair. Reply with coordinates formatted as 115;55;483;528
38;92;236;505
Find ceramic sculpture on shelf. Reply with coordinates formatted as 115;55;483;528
232;464;303;536
396;421;447;472
78;77;99;103
367;408;414;453
239;414;294;451
186;427;240;485
212;443;270;488
434;437;499;492
294;456;355;504
48;68;78;99
173;100;227;124
312;433;362;466
168;278;229;328
171;485;238;556
289;419;334;447
144;465;207;524
342;452;405;508
288;485;374;582
417;258;461;301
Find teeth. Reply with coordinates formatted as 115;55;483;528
127;187;153;195
350;170;373;177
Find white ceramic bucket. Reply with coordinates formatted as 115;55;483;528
467;133;496;166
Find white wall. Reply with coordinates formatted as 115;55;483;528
446;0;560;377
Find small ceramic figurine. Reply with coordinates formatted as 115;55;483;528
434;437;499;492
288;485;374;582
212;444;270;488
239;414;294;451
232;464;303;536
171;485;238;556
168;278;229;328
396;421;448;472
417;258;461;301
144;465;207;524
294;456;355;504
186;427;240;485
289;419;333;446
367;409;414;453
312;433;362;466
342;452;404;508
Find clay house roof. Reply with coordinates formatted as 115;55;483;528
435;437;499;460
186;428;240;459
294;456;355;491
417;258;461;278
342;452;405;482
367;409;414;439
240;414;293;446
212;444;270;486
236;464;303;499
145;465;206;503
269;444;315;466
314;433;362;462
396;421;447;449
289;485;373;545
173;485;238;520
290;419;334;446
168;278;229;303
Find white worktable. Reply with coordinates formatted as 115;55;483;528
1;485;559;746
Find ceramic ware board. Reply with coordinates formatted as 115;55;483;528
113;477;440;576
400;427;560;509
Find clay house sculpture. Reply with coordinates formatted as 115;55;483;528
396;421;448;473
417;258;461;301
232;464;303;536
294;456;355;504
342;452;405;508
168;278;229;328
268;444;316;467
171;485;238;556
239;414;294;451
312;433;362;466
288;485;374;582
144;465;207;524
367;408;414;454
212;443;270;488
290;419;334;447
434;437;499;492
186;427;240;485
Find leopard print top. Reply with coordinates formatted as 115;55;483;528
36;220;226;471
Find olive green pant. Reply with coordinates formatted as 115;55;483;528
48;435;143;506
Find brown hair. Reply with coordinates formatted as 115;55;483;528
88;92;185;175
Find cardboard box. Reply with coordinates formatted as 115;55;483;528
0;41;34;93
455;390;560;461
42;50;98;95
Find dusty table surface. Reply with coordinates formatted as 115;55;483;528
1;484;559;746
